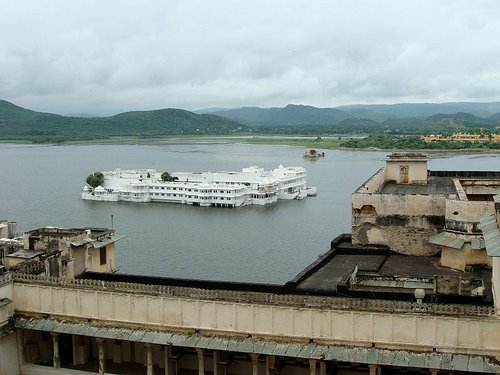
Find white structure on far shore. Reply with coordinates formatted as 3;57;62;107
82;166;315;207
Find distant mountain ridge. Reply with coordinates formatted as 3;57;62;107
336;101;500;120
1;99;499;143
211;104;349;127
210;102;500;125
0;100;247;142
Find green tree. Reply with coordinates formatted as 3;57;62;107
86;172;104;188
161;172;174;182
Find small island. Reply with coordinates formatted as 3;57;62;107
303;149;325;159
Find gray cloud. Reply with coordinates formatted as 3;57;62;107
1;0;500;115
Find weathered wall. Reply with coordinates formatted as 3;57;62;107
88;244;115;273
352;193;446;255
385;160;428;184
0;274;13;301
0;333;20;375
12;279;500;356
354;168;386;194
494;257;500;313
440;243;492;271
445;199;495;233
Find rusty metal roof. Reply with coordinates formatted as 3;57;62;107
91;235;126;249
480;215;500;257
14;316;499;373
428;231;465;249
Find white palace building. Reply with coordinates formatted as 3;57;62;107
82;166;314;208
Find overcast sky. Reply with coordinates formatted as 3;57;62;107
1;1;500;115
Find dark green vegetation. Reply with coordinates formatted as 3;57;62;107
160;172;178;182
340;134;500;150
86;172;104;188
0;100;247;143
1;100;499;149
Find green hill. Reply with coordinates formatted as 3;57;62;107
2;99;500;143
0;100;248;142
488;112;500;122
337;102;500;119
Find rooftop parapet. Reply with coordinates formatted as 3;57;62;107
386;152;429;161
12;272;496;317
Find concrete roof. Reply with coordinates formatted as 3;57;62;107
293;235;489;302
379;176;457;195
5;249;44;259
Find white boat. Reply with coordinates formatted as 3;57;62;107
82;166;316;208
305;186;317;197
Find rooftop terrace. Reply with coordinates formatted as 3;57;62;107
78;234;492;306
379;176;456;195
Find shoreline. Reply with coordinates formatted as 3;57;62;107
1;136;499;153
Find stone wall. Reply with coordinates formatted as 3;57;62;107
441;243;493;271
0;334;20;375
0;273;13;301
354;167;385;194
446;199;495;233
494;257;500;313
352;193;446;255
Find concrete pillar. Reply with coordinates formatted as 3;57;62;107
51;332;60;369
196;348;205;375
96;338;105;375
145;343;153;375
164;345;170;375
319;361;326;375
430;370;439;375
72;335;79;366
368;364;379;375
17;329;25;366
265;355;271;375
251;353;259;375
112;341;122;364
309;359;317;375
213;350;219;375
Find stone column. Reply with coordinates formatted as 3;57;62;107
196;348;205;375
430;370;438;375
309;359;317;375
265;356;271;375
251;353;259;375
51;332;60;368
145;343;153;375
96;338;105;375
164;345;170;375
319;361;326;375
17;329;25;366
213;350;219;375
368;364;379;375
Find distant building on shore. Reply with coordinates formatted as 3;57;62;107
421;132;500;143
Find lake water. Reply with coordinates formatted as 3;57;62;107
0;142;498;283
